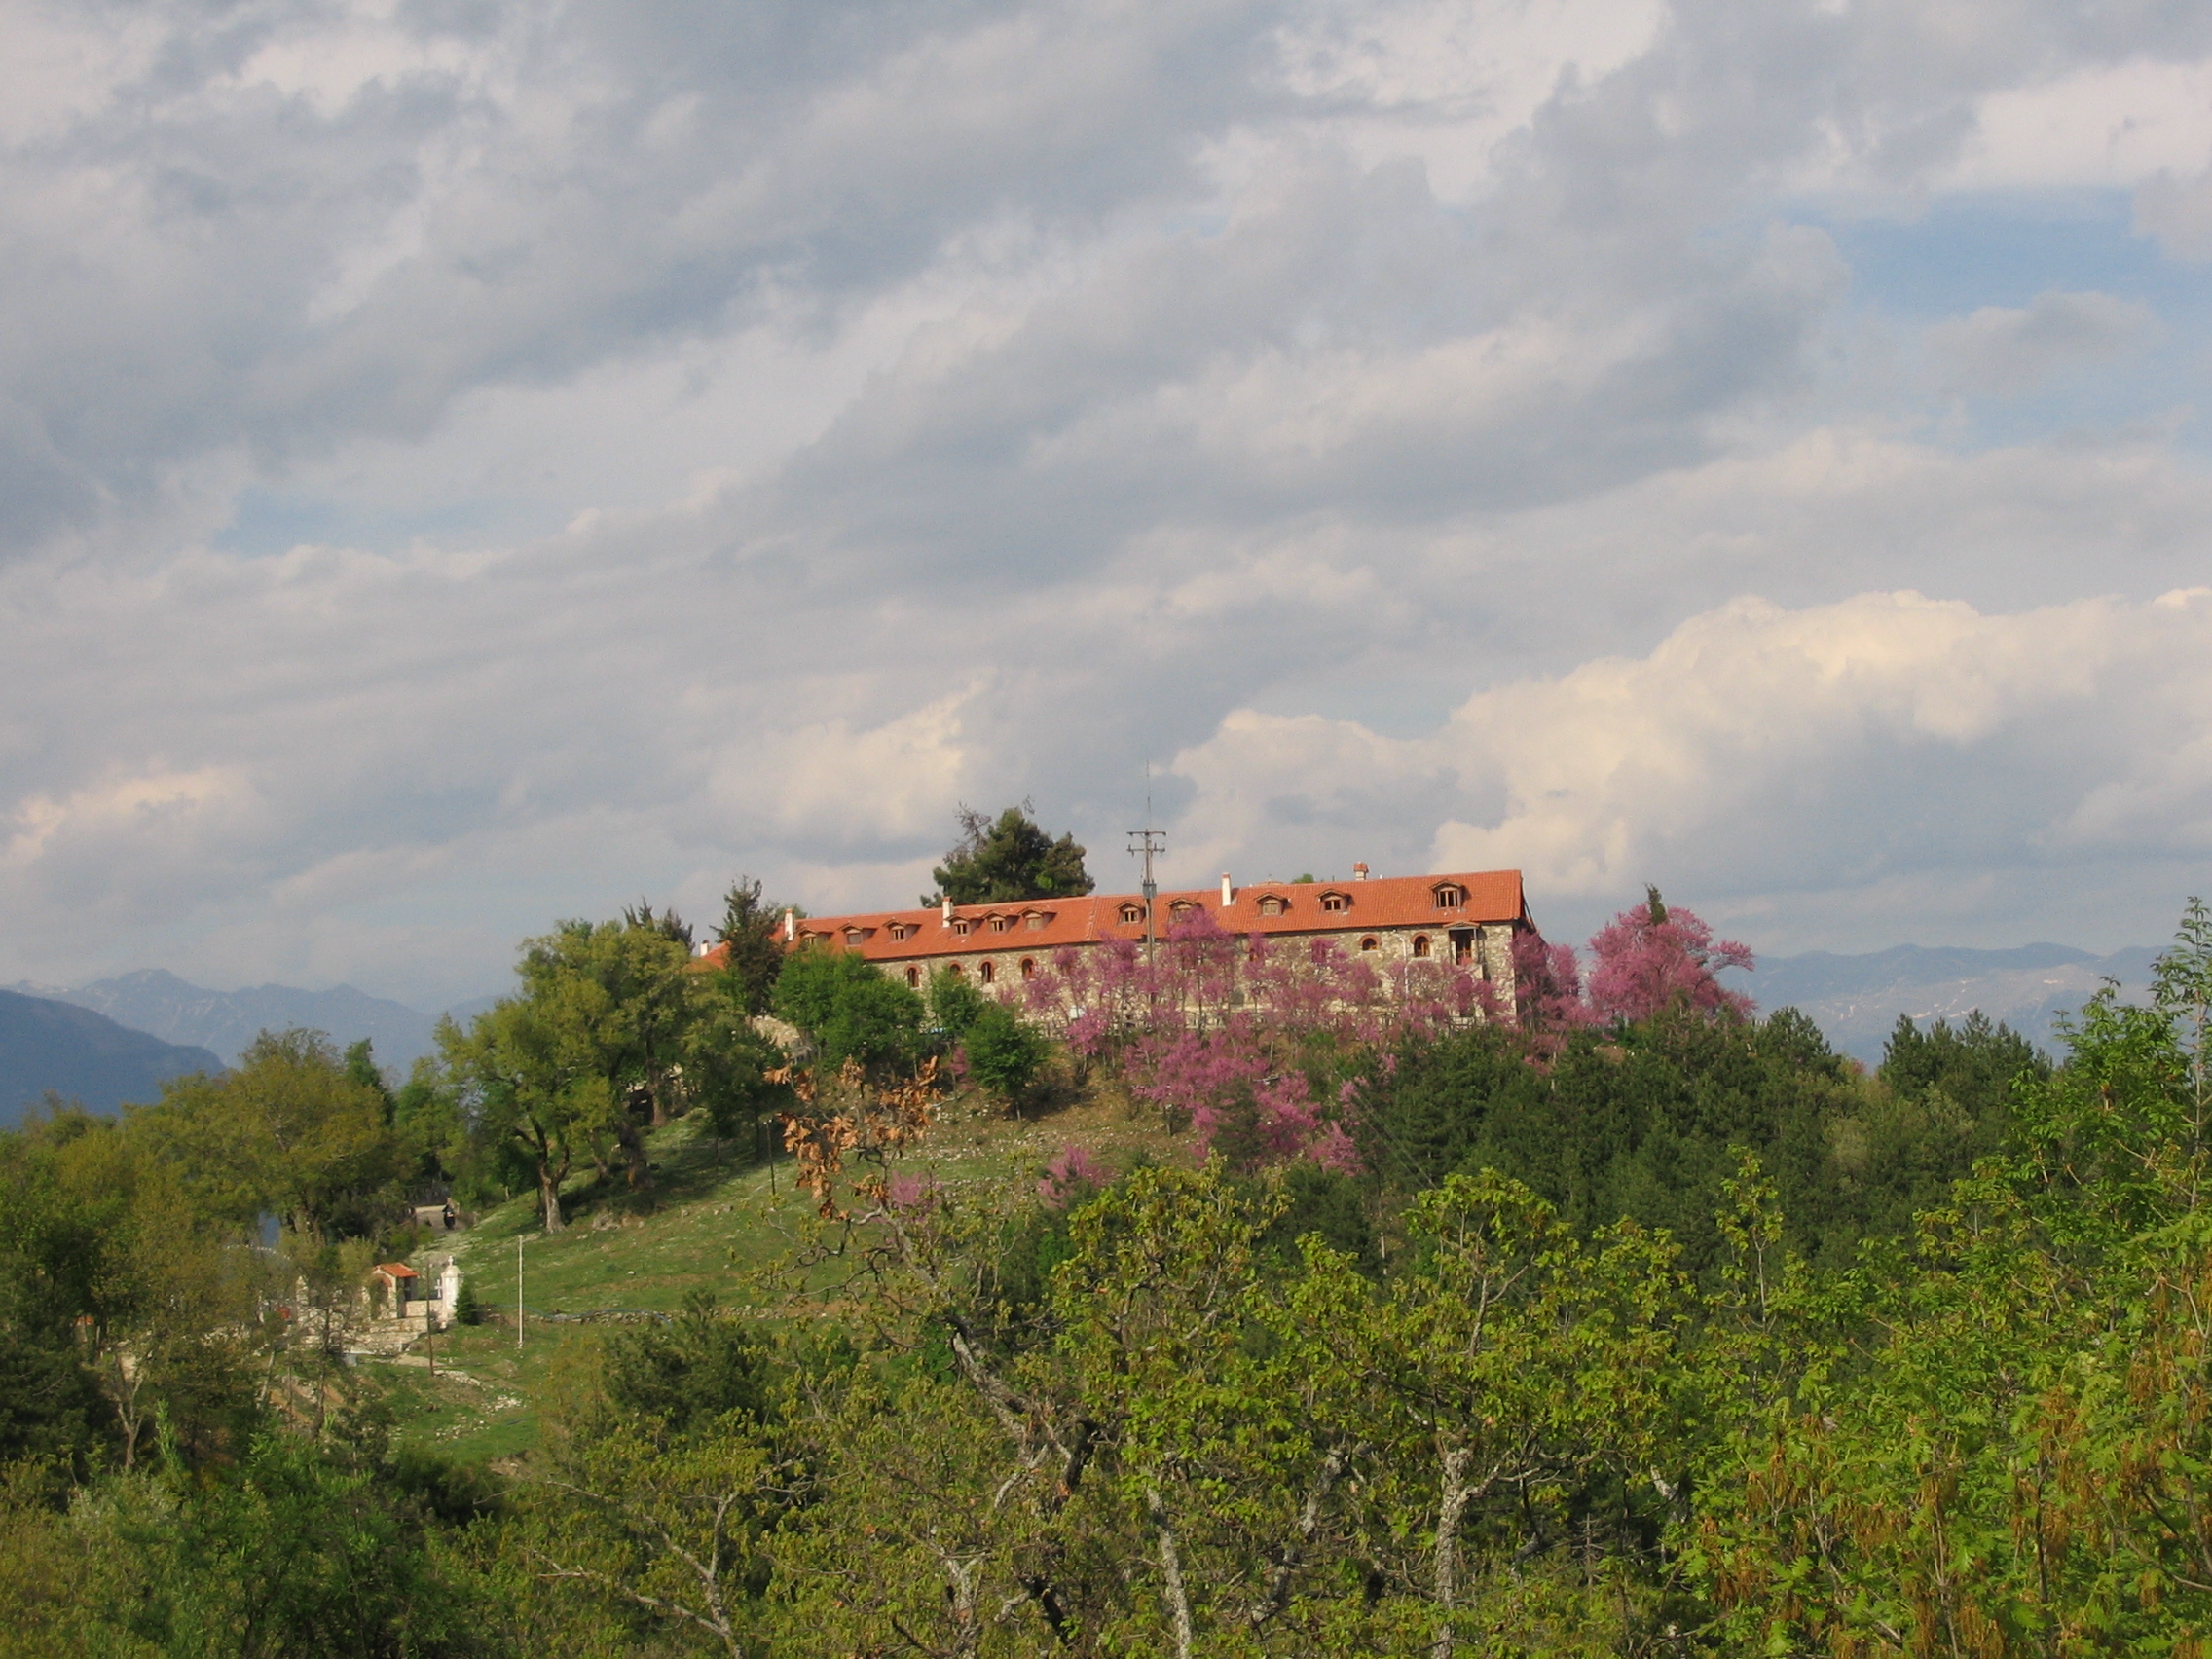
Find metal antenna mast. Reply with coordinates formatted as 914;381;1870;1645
1126;773;1165;966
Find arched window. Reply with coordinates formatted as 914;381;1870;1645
1359;936;1380;952
1412;935;1432;958
988;914;1013;933
1020;957;1036;978
980;960;996;984
1433;884;1466;909
947;962;965;978
952;919;972;937
1258;894;1287;917
1320;891;1350;912
844;928;868;948
889;922;914;940
1118;903;1144;925
905;966;921;987
1024;911;1049;931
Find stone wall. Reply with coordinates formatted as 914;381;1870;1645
879;919;1520;1010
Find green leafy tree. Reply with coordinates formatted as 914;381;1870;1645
715;876;793;1015
962;1002;1046;1109
129;1029;407;1242
926;965;988;1041
771;950;925;1073
442;980;618;1235
928;804;1093;905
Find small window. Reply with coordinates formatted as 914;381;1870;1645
1320;891;1350;913
1020;957;1036;978
946;962;965;978
1025;911;1049;931
952;919;972;937
1258;894;1287;917
1169;901;1196;922
904;966;921;987
1434;884;1466;909
988;914;1013;933
1119;903;1144;925
1359;936;1379;952
844;928;868;947
1412;935;1432;958
889;922;913;941
980;961;996;984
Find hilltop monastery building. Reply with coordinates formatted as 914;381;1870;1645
710;866;1536;1001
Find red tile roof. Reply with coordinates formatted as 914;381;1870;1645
697;868;1530;969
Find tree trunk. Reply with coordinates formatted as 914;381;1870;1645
1431;1445;1474;1659
538;1159;566;1232
616;1115;653;1195
1148;1484;1195;1659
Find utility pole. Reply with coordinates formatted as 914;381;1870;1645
1127;785;1166;968
516;1236;524;1353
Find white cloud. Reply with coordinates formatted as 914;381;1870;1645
1944;58;2212;191
1170;589;2212;950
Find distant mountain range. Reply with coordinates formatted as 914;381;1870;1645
0;989;222;1123
3;971;500;1073
1733;943;2161;1064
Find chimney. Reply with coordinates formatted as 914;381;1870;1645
783;907;796;941
941;896;954;925
1221;872;1234;905
1352;862;1369;882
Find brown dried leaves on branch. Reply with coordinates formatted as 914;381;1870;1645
773;1057;942;1218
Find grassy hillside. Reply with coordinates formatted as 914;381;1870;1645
373;1082;1176;1463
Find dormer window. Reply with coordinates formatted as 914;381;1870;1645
844;927;870;948
1433;883;1466;910
1169;901;1196;923
1118;903;1144;925
1257;894;1288;917
987;914;1013;933
1320;890;1350;913
1024;910;1050;931
888;922;914;941
952;919;972;937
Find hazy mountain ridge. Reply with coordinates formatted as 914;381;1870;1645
4;970;478;1072
1736;943;2162;1064
7;942;2169;1082
0;990;223;1123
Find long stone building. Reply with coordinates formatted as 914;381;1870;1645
706;866;1535;1001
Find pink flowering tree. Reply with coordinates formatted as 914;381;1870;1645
1584;886;1753;1024
1037;1143;1110;1210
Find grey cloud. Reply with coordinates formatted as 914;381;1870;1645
2136;160;2212;262
1925;291;2160;397
5;0;2212;1003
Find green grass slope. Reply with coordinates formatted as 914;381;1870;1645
370;1083;1173;1464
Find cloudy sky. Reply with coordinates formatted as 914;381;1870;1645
4;0;2211;1008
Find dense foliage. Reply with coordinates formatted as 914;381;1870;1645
929;804;1095;906
4;892;2211;1655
